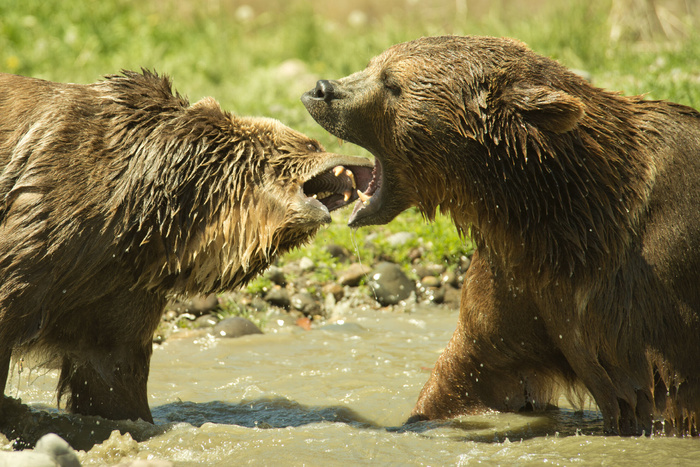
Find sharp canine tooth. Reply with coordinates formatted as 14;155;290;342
346;169;356;189
333;166;344;177
343;190;352;202
312;194;318;199
357;189;371;203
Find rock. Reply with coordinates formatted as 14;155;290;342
264;286;290;308
420;276;441;288
386;231;415;246
326;243;350;261
165;293;219;317
265;266;286;286
266;311;298;330
367;262;415;306
250;296;268;312
338;263;371;287
212;317;262;338
443;285;462;309
458;255;472;273
298;256;315;272
423;286;446;304
441;270;460;288
323;283;344;301
193;314;219;329
0;433;81;467
290;292;321;316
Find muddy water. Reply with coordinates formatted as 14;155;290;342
4;294;700;465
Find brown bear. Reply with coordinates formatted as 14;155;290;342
302;35;700;435
0;70;373;423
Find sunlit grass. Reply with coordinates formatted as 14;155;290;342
2;0;698;274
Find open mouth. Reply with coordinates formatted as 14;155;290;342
302;156;374;214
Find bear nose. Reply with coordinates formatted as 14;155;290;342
311;80;337;102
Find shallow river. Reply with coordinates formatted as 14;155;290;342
3;294;700;465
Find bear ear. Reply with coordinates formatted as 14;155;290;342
501;84;585;134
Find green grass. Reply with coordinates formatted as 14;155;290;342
2;0;699;277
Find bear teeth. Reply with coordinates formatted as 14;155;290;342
357;189;371;204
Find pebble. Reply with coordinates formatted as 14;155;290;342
265;266;287;286
264;286;290;308
322;283;344;301
165;293;219;317
212;317;263;338
298;256;315;272
420;276;441;288
386;231;415;246
325;243;350;261
193;314;219;329
367;261;415;306
290;292;321;316
338;263;371;287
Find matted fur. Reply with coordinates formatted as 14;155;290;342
303;35;700;435
0;70;370;422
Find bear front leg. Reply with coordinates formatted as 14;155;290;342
409;251;568;421
58;342;153;423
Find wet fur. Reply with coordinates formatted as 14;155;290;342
303;36;700;435
0;70;337;422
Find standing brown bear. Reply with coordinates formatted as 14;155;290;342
303;35;700;435
0;70;373;423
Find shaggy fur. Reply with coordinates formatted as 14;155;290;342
303;35;700;435
0;70;372;422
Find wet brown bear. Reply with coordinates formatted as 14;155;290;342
0;70;373;423
303;35;700;435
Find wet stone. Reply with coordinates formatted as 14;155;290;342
338;263;371;287
264;286;290;308
443;285;462;309
367;261;416;306
165;293;219;317
212;317;263;338
441;270;460;288
420;276;441;288
326;243;350;261
298;256;315;272
323;283;344;301
290;292;322;316
423;286;446;304
459;255;472;273
193;314;219;329
386;231;415;246
265;266;287;286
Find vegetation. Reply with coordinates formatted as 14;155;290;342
2;0;698;280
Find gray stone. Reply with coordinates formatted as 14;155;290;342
265;266;287;286
338;263;372;287
193;314;219;329
264;286;290;308
212;317;262;338
290;292;321;316
165;293;219;317
367;262;415;306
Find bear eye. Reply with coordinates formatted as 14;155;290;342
384;81;402;97
381;70;402;98
306;142;322;152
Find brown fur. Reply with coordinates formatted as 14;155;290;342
0;70;372;422
303;35;700;435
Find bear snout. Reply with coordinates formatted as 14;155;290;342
309;80;337;102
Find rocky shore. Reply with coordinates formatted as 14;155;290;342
159;236;471;342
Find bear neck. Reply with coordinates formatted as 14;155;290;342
101;105;291;295
443;101;659;283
